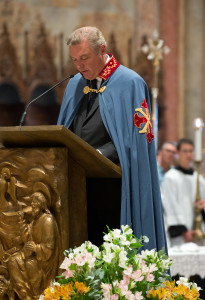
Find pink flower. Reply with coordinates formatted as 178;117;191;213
118;279;129;295
74;253;95;267
131;270;144;282
121;274;130;285
134;291;143;300
123;265;133;277
85;252;96;268
60;257;73;270
110;295;119;300
74;254;87;266
101;283;112;299
62;269;74;279
124;290;135;300
146;271;155;282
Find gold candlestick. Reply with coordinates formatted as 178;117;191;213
193;118;205;240
193;160;205;240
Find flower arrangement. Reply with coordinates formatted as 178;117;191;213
40;225;202;300
147;277;201;300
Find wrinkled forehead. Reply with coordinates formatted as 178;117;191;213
163;144;176;152
69;40;96;58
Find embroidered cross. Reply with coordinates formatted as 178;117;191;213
134;98;154;143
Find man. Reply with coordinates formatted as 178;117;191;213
157;142;177;185
7;190;60;299
58;26;167;251
161;138;205;247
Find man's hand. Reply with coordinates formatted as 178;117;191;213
24;241;36;252
195;199;205;210
23;241;36;257
182;230;196;242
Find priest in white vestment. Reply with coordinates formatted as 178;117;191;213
161;138;205;247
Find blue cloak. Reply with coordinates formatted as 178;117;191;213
58;65;167;252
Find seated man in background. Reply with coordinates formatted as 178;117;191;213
157;141;177;185
161;138;205;247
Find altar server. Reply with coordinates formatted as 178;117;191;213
161;138;205;247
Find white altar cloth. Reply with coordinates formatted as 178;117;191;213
169;243;205;278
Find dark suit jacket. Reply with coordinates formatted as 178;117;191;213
71;93;121;246
71;93;119;163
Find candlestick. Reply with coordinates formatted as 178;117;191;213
193;118;204;162
193;118;205;240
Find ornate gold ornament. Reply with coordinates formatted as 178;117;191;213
0;148;65;299
98;54;120;80
83;85;106;95
134;98;154;143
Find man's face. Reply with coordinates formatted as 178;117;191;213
31;193;41;217
178;143;194;168
69;39;106;80
161;144;176;166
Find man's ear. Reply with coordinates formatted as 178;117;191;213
100;43;106;54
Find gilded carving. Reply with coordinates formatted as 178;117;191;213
0;148;68;299
0;265;14;299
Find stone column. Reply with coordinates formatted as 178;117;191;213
160;0;179;143
184;0;204;139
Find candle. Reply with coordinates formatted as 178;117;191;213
194;118;204;161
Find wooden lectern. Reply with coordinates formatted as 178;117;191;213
0;125;121;299
0;125;121;247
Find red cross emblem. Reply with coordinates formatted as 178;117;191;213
134;98;154;143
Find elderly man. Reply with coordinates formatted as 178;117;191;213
157;142;177;185
58;26;167;251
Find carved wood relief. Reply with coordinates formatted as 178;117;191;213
0;147;68;299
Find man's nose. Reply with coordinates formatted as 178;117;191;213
76;61;84;70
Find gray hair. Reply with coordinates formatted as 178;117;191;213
67;26;107;53
161;141;177;150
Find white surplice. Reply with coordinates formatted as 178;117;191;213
161;168;205;247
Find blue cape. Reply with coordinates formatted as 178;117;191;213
58;65;167;252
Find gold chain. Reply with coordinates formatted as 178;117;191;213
83;86;106;94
